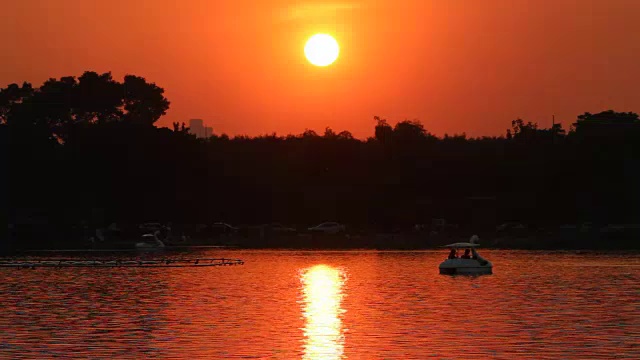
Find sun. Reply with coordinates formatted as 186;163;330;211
304;34;339;67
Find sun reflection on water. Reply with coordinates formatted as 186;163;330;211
300;264;346;360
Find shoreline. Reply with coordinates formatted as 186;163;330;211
5;230;639;254
6;244;639;254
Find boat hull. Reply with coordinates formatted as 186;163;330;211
439;258;493;275
439;266;492;275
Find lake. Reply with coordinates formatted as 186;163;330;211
1;250;638;359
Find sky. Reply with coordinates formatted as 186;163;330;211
2;0;640;138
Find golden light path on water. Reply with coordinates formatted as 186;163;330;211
300;264;346;360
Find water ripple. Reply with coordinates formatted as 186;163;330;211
0;250;638;359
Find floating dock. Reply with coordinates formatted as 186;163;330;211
0;257;244;269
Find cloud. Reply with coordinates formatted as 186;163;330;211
278;2;361;22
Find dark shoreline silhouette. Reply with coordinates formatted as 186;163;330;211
3;71;640;252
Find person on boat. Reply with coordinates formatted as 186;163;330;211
461;249;471;259
448;248;457;259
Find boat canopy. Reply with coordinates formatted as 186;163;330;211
443;242;480;248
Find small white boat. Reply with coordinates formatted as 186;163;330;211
135;232;166;250
438;235;493;275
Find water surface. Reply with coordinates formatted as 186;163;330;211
1;250;638;359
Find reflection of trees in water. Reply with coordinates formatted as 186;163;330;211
4;71;640;248
300;265;346;360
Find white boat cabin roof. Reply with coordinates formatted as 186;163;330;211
444;242;480;248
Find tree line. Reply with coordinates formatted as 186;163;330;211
3;71;640;248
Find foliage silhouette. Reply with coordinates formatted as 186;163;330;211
4;72;640;249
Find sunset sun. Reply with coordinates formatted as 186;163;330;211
304;34;339;67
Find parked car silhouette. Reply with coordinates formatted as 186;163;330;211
307;222;346;234
211;222;239;233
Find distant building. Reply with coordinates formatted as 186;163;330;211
188;119;213;138
189;119;205;138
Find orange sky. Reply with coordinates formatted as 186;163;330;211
2;0;640;138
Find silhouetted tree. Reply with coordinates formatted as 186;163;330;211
3;71;170;144
122;75;170;125
393;119;430;142
374;116;393;143
511;118;537;135
572;110;640;138
324;127;337;138
0;82;33;124
73;71;123;124
172;121;190;134
337;130;354;140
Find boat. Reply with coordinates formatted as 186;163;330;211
438;235;493;275
135;231;166;250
